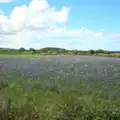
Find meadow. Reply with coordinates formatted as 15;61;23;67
0;55;120;120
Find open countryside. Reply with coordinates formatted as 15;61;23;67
0;0;120;119
0;48;120;119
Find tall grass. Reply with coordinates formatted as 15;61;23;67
0;56;120;119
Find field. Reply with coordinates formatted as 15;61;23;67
0;55;120;120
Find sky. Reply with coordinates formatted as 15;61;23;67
0;0;120;50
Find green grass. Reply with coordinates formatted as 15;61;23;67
0;85;120;120
0;57;120;120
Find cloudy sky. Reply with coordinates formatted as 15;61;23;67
0;0;120;50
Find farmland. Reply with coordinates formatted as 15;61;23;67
0;55;120;120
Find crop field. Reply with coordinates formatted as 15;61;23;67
0;55;120;120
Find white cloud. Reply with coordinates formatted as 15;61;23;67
1;0;70;33
0;0;120;50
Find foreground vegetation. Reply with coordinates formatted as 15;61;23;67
0;55;120;120
0;47;120;58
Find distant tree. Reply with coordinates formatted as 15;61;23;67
29;48;37;55
19;47;26;52
72;50;78;55
96;49;104;54
29;48;35;52
39;47;66;53
89;50;95;55
48;50;52;54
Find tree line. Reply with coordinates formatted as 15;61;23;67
0;47;119;55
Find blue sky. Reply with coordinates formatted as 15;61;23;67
0;0;120;50
48;0;120;31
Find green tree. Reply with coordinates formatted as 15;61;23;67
96;49;104;54
29;48;36;54
19;47;26;52
89;50;95;55
29;48;35;52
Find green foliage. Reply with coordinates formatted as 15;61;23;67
89;49;95;55
0;80;8;90
19;47;26;52
29;48;35;52
0;98;40;120
0;47;120;57
56;96;120;120
29;48;37;55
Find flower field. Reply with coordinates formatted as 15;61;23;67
0;55;120;120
